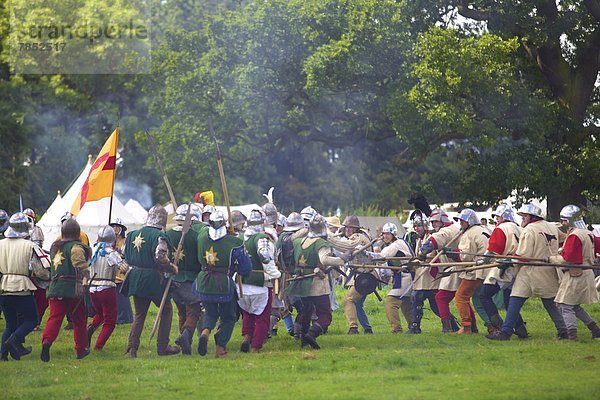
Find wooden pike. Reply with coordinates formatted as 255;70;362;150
443;251;547;263
210;117;243;297
428;230;463;264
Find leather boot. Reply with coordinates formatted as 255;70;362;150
126;347;137;358
514;321;529;339
441;320;453;333
197;328;210;356
293;323;302;340
486;330;511;341
215;345;228;358
87;324;97;348
406;322;421;334
456;325;472;335
157;344;181;356
566;328;578;341
240;334;252;353
175;329;193;355
490;314;503;330
5;334;21;361
301;325;322;350
347;327;359;335
17;342;32;357
586;321;600;339
40;342;52;362
77;348;90;359
557;329;569;340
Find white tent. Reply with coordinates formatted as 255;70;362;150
125;199;148;224
38;157;144;250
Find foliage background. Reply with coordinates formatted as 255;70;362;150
1;0;599;220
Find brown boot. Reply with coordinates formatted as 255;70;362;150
456;325;472;335
240;334;252;353
215;345;228;358
586;321;600;339
567;329;578;341
157;344;181;356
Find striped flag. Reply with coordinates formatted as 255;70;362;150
71;128;119;216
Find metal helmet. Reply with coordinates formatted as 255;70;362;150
247;209;265;226
174;204;201;222
342;215;361;229
454;208;480;226
231;210;247;232
30;226;44;246
300;206;317;222
410;210;429;227
491;203;515;222
97;225;117;243
517;203;543;219
559;205;586;229
4;212;31;238
209;210;227;240
326;216;342;229
308;214;328;238
146;204;168;229
429;208;451;224
284;212;304;232
276;212;286;228
61;218;81;241
109;218;128;237
382;222;398;235
23;208;36;222
202;205;216;216
0;209;8;233
209;209;227;230
60;211;75;224
262;203;278;225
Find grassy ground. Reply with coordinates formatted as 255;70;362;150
1;289;599;400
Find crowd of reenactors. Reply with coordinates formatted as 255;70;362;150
1;194;599;362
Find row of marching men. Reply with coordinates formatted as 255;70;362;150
0;199;347;360
2;199;599;362
372;203;600;341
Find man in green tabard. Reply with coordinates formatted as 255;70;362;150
123;204;180;357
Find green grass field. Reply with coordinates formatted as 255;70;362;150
2;289;599;400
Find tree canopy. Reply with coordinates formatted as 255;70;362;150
0;0;598;219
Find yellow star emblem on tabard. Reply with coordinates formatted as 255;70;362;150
52;250;65;268
132;233;145;252
205;246;219;266
298;254;308;267
173;248;185;264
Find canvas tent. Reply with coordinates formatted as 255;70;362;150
38;157;145;250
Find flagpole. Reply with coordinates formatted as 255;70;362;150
108;127;119;225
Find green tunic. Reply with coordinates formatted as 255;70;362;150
47;241;89;299
166;224;202;283
285;237;329;297
123;226;171;301
195;228;243;297
242;232;268;287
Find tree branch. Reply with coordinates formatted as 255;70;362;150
584;0;600;22
455;0;490;21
